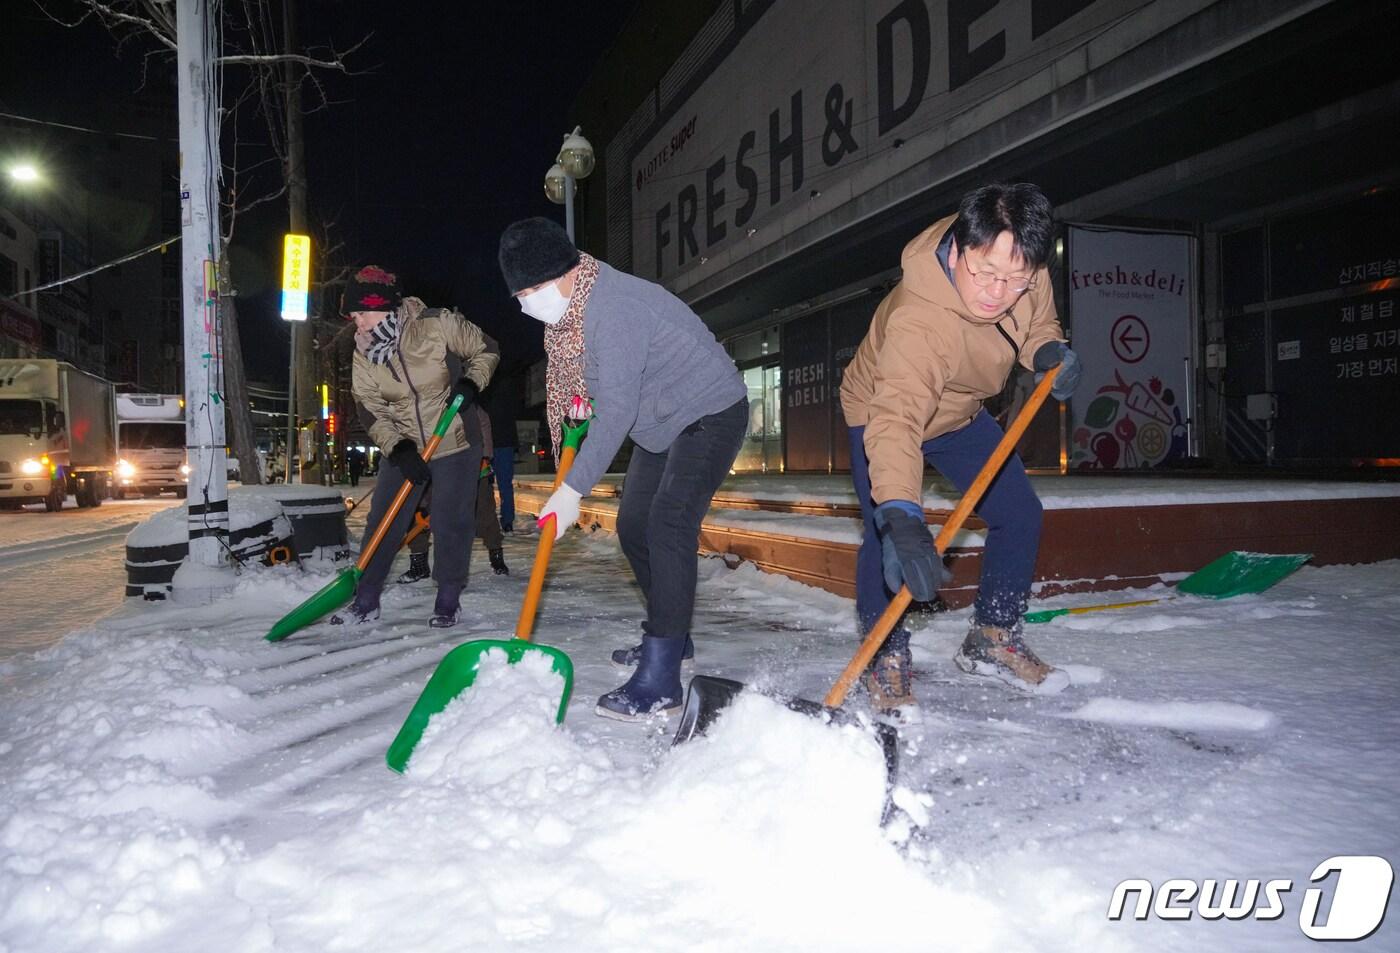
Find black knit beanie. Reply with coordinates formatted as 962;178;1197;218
498;217;581;294
342;265;402;315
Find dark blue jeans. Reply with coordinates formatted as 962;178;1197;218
492;447;516;530
849;410;1042;636
616;399;747;638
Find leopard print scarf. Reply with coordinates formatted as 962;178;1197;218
543;253;599;464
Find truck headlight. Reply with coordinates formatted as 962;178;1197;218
20;458;44;476
116;459;137;479
179;463;191;476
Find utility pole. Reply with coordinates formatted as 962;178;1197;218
283;0;315;482
175;0;231;585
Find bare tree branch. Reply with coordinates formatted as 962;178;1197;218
230;181;289;219
216;52;347;71
63;0;178;49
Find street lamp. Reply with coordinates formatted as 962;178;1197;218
7;163;42;185
544;126;594;244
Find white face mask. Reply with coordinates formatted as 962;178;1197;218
517;281;569;325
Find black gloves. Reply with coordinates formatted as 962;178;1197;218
450;376;480;413
388;439;431;485
1034;341;1082;401
873;501;950;602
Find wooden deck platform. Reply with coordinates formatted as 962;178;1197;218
510;473;1400;606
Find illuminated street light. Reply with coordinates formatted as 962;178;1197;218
7;163;42;185
543;126;593;244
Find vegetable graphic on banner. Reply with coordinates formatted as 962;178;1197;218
1075;370;1187;469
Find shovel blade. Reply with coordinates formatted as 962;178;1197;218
673;675;745;743
672;675;899;816
1176;550;1311;599
385;638;574;774
265;566;362;642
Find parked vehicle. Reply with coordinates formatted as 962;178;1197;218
0;359;115;510
115;393;189;499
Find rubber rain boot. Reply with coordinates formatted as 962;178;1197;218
596;635;686;721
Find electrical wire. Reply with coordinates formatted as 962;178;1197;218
1;236;180;300
0;109;169;142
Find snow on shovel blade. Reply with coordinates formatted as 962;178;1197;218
385;639;574;774
384;412;592;774
265;566;361;642
672;675;900;819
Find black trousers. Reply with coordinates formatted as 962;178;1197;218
358;448;477;601
616;398;747;638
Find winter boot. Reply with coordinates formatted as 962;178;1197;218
596;635;686;721
397;552;431;584
488;548;509;575
954;621;1070;694
611;632;695;670
428;585;463;628
859;643;921;725
330;593;381;626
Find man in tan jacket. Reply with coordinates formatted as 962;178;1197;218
839;183;1081;715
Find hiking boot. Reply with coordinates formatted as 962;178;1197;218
954;621;1070;694
859;645;921;725
611;632;694;670
488;548;509;575
330;595;380;626
428;586;463;628
397;552;430;584
596;635;686;721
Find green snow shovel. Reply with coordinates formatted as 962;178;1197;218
673;366;1066;817
1024;550;1312;623
265;394;465;642
384;416;589;774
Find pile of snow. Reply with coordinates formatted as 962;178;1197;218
125;485;345;562
126;493;286;550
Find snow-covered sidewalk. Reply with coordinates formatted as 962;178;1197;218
1;524;1397;952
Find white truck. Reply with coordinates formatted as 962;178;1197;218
0;358;116;511
115;393;189;499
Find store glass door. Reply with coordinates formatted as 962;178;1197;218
734;363;782;472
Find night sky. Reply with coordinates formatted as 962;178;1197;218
4;0;637;381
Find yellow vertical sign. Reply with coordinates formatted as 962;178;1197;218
280;234;312;321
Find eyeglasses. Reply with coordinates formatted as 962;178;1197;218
961;255;1036;293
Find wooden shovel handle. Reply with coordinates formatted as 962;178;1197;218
824;367;1060;708
402;511;430;549
354;396;464;572
355;432;446;572
514;443;578;642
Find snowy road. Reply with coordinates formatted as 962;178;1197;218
0;497;182;658
1;506;1398;952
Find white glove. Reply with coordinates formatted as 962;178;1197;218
538;483;583;540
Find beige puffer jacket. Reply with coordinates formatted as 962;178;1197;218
352;296;500;459
839;214;1064;504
